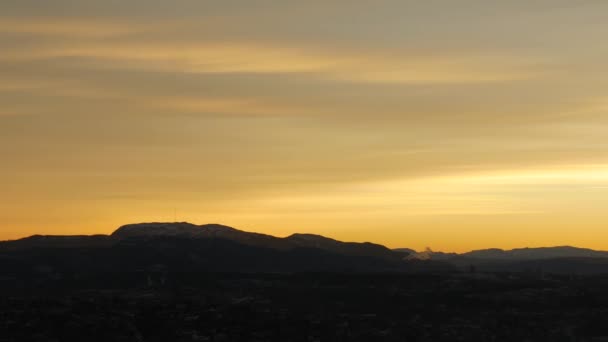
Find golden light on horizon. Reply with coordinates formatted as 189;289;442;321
2;1;608;252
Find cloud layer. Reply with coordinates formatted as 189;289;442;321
2;1;608;251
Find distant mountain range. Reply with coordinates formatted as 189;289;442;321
0;222;450;275
399;246;608;274
2;222;608;275
401;246;608;261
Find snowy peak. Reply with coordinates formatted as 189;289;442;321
109;222;398;260
111;222;238;239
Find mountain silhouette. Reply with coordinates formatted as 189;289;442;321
463;246;608;260
400;246;608;261
111;222;397;259
4;223;608;275
0;222;453;275
397;246;608;274
112;222;289;251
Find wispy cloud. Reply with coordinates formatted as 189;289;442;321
0;17;542;85
0;17;144;37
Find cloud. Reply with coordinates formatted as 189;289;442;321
0;17;142;37
0;16;542;85
90;43;537;84
2;2;608;249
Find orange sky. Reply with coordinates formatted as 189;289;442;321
2;1;608;252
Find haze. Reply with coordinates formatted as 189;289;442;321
2;1;608;252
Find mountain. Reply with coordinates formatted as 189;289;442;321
112;222;236;239
0;222;450;275
0;234;112;250
395;246;608;274
398;248;458;261
463;246;608;260
395;246;608;261
6;222;607;276
285;233;398;259
112;222;288;250
111;222;397;259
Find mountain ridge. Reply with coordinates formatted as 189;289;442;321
5;222;608;260
1;222;457;274
399;245;608;261
3;222;608;274
0;222;400;261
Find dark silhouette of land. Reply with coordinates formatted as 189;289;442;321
3;222;608;275
2;222;608;341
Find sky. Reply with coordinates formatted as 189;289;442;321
1;1;608;252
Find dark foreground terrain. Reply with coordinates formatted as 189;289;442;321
2;223;608;341
2;272;608;342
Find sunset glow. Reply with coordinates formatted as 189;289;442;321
2;1;608;252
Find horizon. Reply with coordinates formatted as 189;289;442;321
2;221;605;254
3;1;608;252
